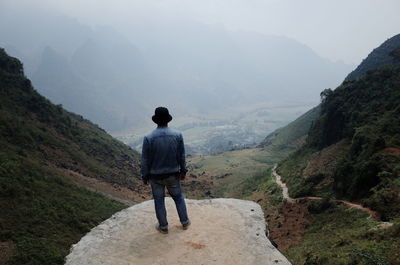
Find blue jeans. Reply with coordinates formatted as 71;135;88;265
150;175;190;229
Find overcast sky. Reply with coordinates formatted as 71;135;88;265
2;0;400;64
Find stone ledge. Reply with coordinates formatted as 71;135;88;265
65;198;291;265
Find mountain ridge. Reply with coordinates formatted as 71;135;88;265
0;10;352;133
0;48;148;264
277;66;400;220
346;33;400;80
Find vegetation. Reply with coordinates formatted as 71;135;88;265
0;48;141;188
238;168;283;205
187;148;275;197
184;36;400;265
270;37;400;264
0;48;140;264
183;36;400;265
278;66;400;220
285;203;400;265
0;157;125;264
276;147;317;198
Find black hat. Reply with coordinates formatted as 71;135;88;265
152;107;173;124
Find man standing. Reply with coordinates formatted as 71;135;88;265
141;107;190;234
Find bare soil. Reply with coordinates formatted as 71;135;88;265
269;201;311;250
58;168;152;205
248;191;311;251
0;241;15;265
381;147;400;155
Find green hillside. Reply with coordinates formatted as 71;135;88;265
0;49;141;264
243;35;400;265
259;106;320;151
277;33;400;221
278;66;400;220
274;65;400;264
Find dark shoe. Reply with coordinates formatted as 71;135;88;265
182;221;191;230
156;225;168;234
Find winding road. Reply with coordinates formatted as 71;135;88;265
272;164;381;220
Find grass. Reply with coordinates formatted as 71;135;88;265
188;148;283;197
276;147;318;198
239;168;283;205
260;106;320;151
0;155;126;265
284;203;400;265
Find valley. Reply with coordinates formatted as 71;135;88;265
1;2;400;264
115;101;316;155
1;41;399;264
180;35;400;264
185;147;288;198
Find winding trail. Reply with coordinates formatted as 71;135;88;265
272;165;381;220
272;166;295;203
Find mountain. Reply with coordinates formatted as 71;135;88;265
0;10;353;134
31;39;149;132
258;106;320;151
247;35;400;265
263;35;400;220
0;49;145;264
272;64;400;265
257;32;400;152
257;33;400;156
346;34;400;80
31;47;101;124
277;61;400;221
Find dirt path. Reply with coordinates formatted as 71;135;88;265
66;198;292;265
272;165;381;220
272;165;295;203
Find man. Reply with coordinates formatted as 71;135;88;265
141;107;190;234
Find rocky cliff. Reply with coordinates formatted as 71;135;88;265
66;198;291;265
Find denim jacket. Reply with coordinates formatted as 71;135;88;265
141;127;186;181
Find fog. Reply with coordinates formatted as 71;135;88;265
3;0;399;64
1;0;399;154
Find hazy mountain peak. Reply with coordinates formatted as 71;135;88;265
346;33;400;80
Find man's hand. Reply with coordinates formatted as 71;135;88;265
179;172;186;181
143;179;149;186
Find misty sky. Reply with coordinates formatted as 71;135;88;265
2;0;400;64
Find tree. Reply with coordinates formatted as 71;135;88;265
320;88;333;102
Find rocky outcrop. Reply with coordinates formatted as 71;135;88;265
66;198;291;265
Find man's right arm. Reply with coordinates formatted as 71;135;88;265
141;136;150;184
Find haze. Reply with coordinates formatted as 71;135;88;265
1;0;399;154
3;0;400;64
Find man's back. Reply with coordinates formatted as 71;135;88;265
141;127;186;178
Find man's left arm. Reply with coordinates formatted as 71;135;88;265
177;133;187;179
